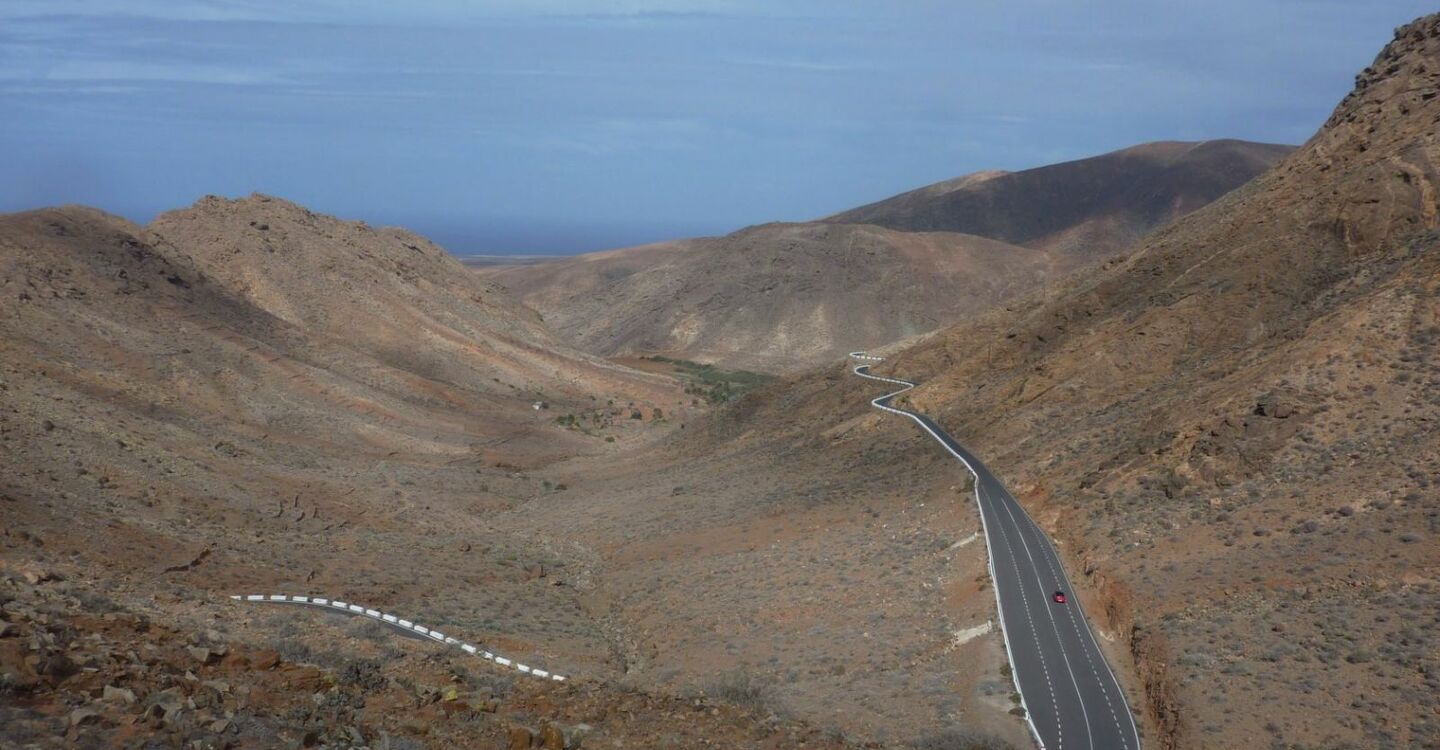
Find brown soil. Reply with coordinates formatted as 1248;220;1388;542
778;16;1440;750
4;14;1436;750
0;564;865;749
0;198;802;748
480;223;1063;374
482;141;1288;375
494;415;1031;748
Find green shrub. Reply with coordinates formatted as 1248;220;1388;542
704;671;772;713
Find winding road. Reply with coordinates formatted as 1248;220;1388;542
850;353;1141;750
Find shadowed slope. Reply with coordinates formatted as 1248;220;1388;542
827;139;1294;258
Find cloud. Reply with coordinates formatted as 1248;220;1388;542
0;1;281;22
40;60;283;85
2;0;1433;246
0;84;140;96
528;117;714;155
723;56;875;73
0;0;787;26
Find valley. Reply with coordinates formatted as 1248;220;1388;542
482;140;1292;374
3;10;1439;750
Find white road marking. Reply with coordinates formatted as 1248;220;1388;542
993;484;1094;749
229;594;567;681
987;481;1067;748
1016;507;1136;750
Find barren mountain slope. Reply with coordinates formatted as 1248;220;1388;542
825;16;1440;750
498;15;1440;750
0;202;849;748
483;222;1061;373
150;194;662;400
485;141;1288;375
828;139;1295;258
497;364;1037;749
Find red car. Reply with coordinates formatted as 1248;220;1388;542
1053;591;1067;604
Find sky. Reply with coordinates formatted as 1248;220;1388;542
1;1;1434;254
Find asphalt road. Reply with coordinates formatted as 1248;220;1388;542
851;353;1141;750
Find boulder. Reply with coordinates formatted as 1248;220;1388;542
250;649;281;670
507;725;536;749
538;723;566;750
1253;395;1293;418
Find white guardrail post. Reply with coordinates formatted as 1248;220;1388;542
231;594;566;681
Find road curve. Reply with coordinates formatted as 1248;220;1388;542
849;353;1141;750
230;593;567;681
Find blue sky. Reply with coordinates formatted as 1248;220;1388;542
0;1;1433;253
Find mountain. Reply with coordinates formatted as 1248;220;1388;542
1;197;843;748
483;222;1061;373
148;194;663;402
6;13;1434;749
791;15;1436;749
827;139;1295;258
485;140;1289;373
494;14;1440;750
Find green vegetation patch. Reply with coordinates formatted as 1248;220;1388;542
644;356;775;405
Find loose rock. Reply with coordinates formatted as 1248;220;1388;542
103;684;137;704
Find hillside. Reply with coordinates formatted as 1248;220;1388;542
0;199;856;748
485;140;1288;374
149;194;662;401
4;13;1434;750
483;222;1061;373
828;139;1295;258
802;15;1439;749
496;14;1440;750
